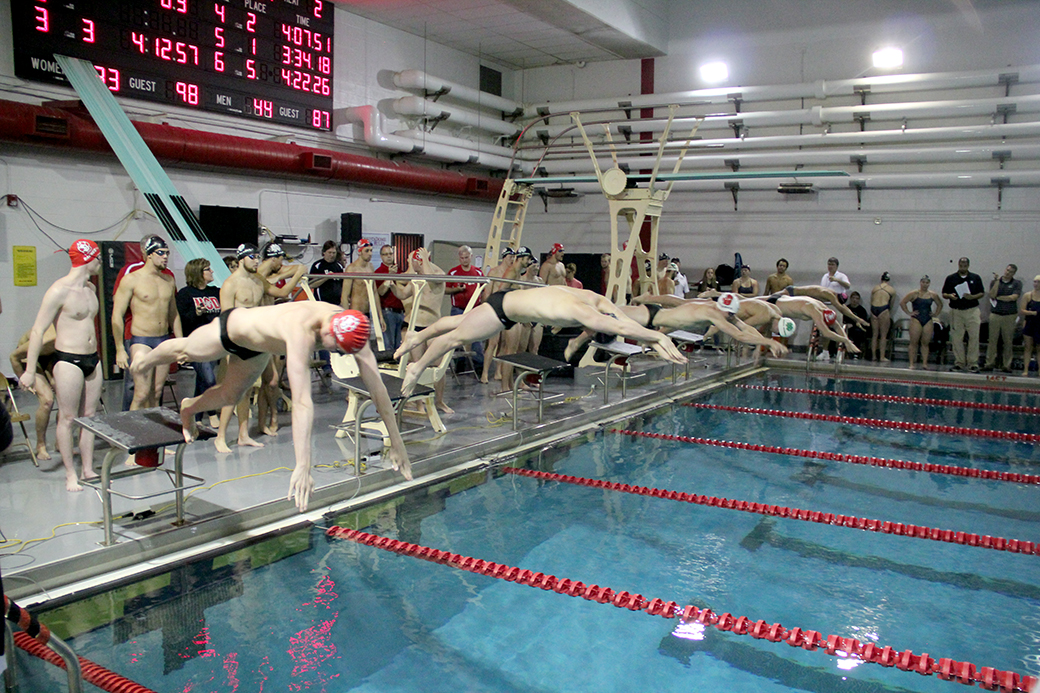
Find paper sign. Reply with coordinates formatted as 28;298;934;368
13;245;37;287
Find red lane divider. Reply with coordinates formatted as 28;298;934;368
832;374;1040;396
501;466;1039;557
683;402;1039;443
327;526;1037;693
13;631;157;693
737;384;1040;415
612;429;1040;485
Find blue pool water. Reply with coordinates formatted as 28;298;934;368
23;372;1040;692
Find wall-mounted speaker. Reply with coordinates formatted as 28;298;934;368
340;212;362;245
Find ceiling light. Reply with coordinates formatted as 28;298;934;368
700;61;729;84
872;47;903;69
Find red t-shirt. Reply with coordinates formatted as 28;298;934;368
448;265;483;309
375;263;404;311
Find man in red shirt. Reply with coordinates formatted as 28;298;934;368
446;245;485;367
375;244;405;353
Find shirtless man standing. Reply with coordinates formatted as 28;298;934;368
255;242;306;435
396;248;452;413
131;303;411;511
215;243;305;452
395;285;687;397
480;246;518;384
539;243;567;286
20;240;104;491
341;239;383;331
112;236;182;410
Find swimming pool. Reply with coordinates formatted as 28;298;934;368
18;370;1040;692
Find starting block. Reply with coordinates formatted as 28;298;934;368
667;330;705;382
76;407;212;546
590;340;648;404
493;352;569;430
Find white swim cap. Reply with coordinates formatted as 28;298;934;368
777;317;796;338
716;292;740;314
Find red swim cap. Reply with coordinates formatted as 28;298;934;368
822;308;838;326
358;238;373;249
69;239;100;267
330;310;370;354
551;242;565;255
412;249;423;262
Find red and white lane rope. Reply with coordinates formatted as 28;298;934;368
737;384;1040;415
611;429;1040;485
829;374;1040;396
683;402;1040;443
327;527;1037;693
501;467;1039;556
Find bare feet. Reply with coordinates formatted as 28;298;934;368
262;424;279;436
214;437;232;454
36;445;51;461
394;332;423;361
66;473;83;492
401;362;421;398
82;466;98;481
238;434;265;448
180;400;198;444
564;336;581;362
436;401;454;415
880;357;890;363
208;414;220;428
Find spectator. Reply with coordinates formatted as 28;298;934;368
941;257;985;372
374;245;405;353
657;263;677;296
983;263;1021;372
697;267;719;295
540;243;566;286
671;257;690;297
599;253;611;295
310;240;344;305
1020;275;1040;376
900;276;944;370
764;258;794;295
843;291;871;358
446;245;485;369
820;257;851;301
565;262;583;289
869;272;897;362
731;265;758;296
175;258;222;424
223;255;238;273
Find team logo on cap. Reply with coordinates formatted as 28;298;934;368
550;242;565;255
716;292;740;314
822;308;838;326
500;246;516;258
778;317;796;338
358;238;374;249
263;243;285;259
69;239;100;267
330;309;370;354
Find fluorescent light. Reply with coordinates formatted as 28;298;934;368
700;61;729;84
872;47;903;69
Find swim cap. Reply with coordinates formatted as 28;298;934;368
716;292;740;314
881;271;890;282
68;239;100;267
822;308;838;326
515;246;534;259
777;317;796;338
550;242;565;255
667;263;679;273
659;252;669;261
144;236;168;255
330;310;370;354
411;249;423;262
500;246;515;258
236;243;259;260
358;238;373;249
262;243;285;259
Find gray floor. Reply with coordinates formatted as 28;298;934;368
0;348;748;606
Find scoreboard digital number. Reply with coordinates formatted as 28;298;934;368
12;0;334;131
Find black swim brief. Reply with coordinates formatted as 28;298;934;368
486;291;516;330
644;303;661;329
219;309;265;360
53;350;99;376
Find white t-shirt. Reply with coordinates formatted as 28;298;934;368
820;271;850;296
674;272;690;297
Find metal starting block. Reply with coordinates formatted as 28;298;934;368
590;340;648;404
76;407;212;546
493;352;569;430
331;373;434;472
667;330;706;382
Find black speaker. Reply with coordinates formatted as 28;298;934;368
341;212;362;245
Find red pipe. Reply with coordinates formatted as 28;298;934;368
0;99;503;200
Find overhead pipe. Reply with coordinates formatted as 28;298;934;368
526;64;1040;118
393;69;522;115
392;96;521;137
392;127;518;168
0;99;502;199
528;94;1040;140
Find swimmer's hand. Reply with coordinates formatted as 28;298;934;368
768;341;789;358
288;466;314;512
115;349;129;371
653;337;688;365
18;371;36;394
386;445;413;481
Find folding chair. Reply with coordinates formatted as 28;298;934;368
3;378;38;467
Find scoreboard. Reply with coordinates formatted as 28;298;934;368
12;0;335;131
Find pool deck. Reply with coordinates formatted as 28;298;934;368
2;351;1037;607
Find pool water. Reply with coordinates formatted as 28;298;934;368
22;371;1040;692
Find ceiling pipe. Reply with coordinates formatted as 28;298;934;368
393;69;522;115
0;99;502;200
392;96;521;137
392;127;517;168
529;94;1040;140
526;64;1040;118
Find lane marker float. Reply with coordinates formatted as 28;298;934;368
683;402;1039;442
500;467;1039;556
612;428;1040;485
825;374;1040;396
736;384;1040;415
327;527;1037;693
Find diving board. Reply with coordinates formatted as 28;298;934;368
54;55;231;284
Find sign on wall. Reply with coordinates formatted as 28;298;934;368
13;246;37;287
